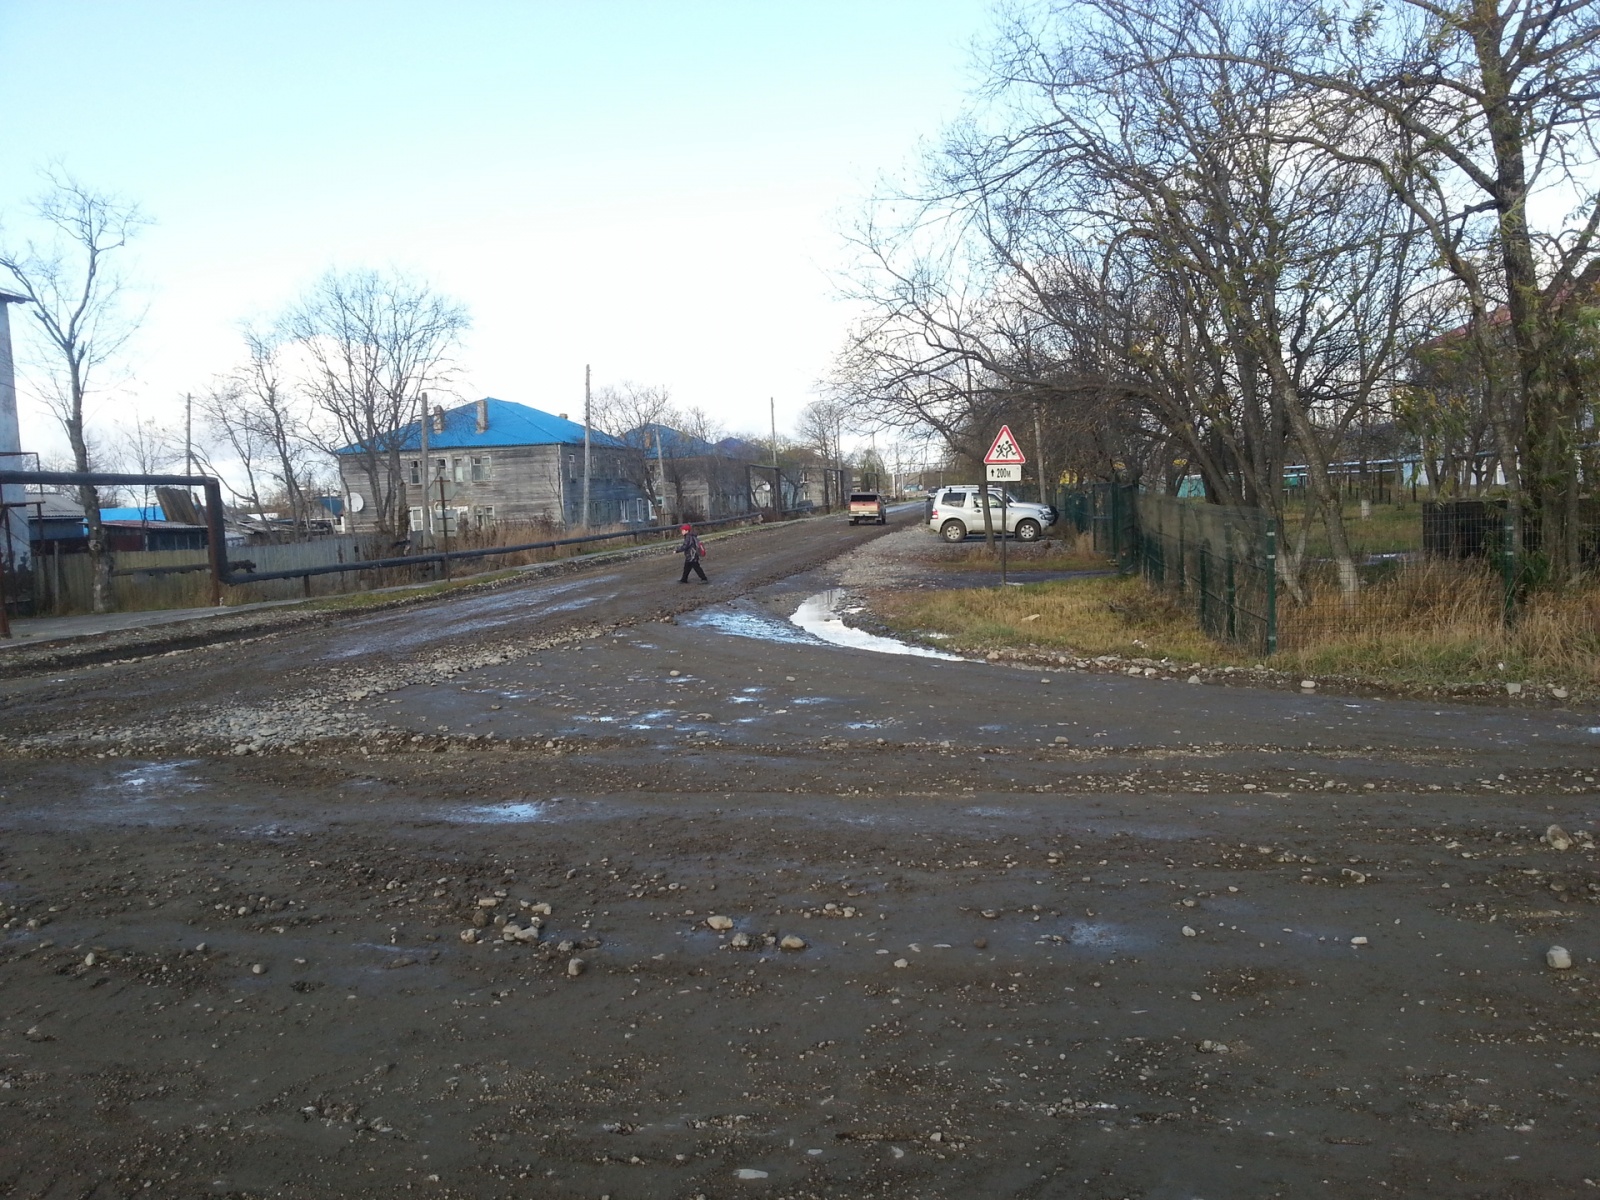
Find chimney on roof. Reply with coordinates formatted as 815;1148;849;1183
476;398;488;433
432;405;444;434
558;412;568;421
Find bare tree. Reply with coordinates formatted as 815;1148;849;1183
0;170;147;611
111;409;178;516
237;325;318;531
834;0;1433;595
1177;0;1600;579
194;379;272;522
796;398;850;473
593;381;677;517
283;268;469;535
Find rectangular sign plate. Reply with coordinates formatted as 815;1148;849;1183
986;464;1021;482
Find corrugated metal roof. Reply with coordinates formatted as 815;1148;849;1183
334;397;624;455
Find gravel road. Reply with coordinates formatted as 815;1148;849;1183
1;510;1596;1199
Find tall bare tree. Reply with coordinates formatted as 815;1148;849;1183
194;379;272;521
237;325;317;531
835;0;1432;596
0;170;147;612
593;381;677;517
1179;0;1600;579
111;409;177;517
283;268;468;535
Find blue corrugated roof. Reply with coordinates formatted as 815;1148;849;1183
334;397;625;455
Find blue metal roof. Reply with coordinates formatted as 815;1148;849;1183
619;423;720;458
100;505;166;522
334;398;625;455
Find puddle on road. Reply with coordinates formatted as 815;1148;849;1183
683;608;819;645
790;591;963;661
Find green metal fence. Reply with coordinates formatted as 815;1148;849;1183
1055;485;1598;656
1132;491;1277;653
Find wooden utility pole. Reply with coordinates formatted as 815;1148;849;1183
582;365;592;529
1032;403;1047;504
417;390;431;539
770;396;781;516
185;393;193;476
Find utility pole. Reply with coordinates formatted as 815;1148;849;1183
417;390;431;540
582;365;592;530
1032;403;1047;504
185;393;193;476
655;427;667;523
770;396;781;516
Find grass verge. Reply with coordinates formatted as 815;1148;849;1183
877;561;1598;691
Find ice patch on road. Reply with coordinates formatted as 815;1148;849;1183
449;800;555;824
790;591;963;661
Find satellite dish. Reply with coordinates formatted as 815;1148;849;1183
348;492;366;513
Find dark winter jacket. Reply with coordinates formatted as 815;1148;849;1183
677;532;704;563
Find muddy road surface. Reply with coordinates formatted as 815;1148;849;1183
1;513;1597;1199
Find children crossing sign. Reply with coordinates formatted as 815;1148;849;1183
984;425;1026;465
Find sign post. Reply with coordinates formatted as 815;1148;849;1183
983;426;1027;586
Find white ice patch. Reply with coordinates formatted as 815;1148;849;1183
790;591;963;661
450;801;553;824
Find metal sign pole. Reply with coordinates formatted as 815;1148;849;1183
1001;490;1008;585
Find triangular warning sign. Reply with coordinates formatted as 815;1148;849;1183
983;424;1027;465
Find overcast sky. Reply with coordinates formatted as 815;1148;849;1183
0;0;998;463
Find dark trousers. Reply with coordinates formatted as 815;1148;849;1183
680;558;707;582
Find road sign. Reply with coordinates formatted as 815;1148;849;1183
987;464;1021;482
984;425;1026;465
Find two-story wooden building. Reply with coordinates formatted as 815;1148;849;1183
336;397;651;534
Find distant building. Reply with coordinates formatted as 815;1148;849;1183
333;398;650;533
24;494;208;553
620;423;753;520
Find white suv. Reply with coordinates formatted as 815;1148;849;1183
928;486;1057;543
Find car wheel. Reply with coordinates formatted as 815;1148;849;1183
941;520;967;543
1015;519;1041;542
878;515;886;525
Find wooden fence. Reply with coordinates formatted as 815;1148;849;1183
30;535;424;614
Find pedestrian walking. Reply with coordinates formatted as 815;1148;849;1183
676;523;708;583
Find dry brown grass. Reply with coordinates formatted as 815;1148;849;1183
877;573;1244;664
930;532;1106;573
878;553;1600;689
1279;561;1599;685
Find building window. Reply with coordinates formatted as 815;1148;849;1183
408;506;422;529
407;461;421;485
451;457;466;484
475;505;496;528
470;455;491;481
